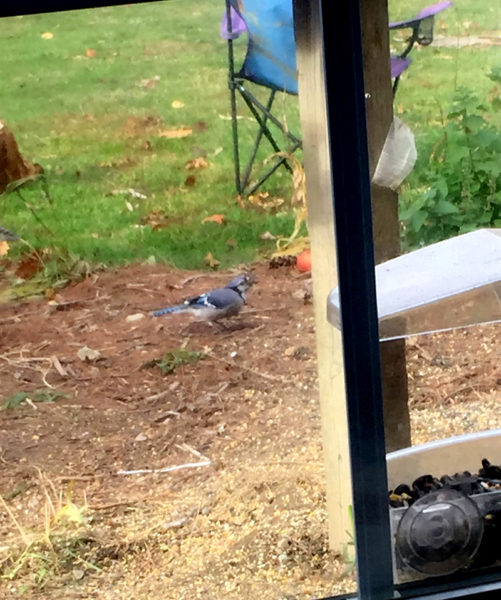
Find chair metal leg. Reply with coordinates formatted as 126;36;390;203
237;85;303;194
240;89;277;190
229;80;242;194
225;0;242;194
239;85;301;146
245;139;302;196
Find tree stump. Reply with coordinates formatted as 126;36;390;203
0;120;42;194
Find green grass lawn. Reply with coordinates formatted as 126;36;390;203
0;0;299;269
0;0;500;270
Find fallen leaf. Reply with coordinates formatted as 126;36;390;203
171;100;185;109
15;252;44;279
141;75;160;89
85;48;97;58
140;209;179;230
259;231;276;241
202;214;225;225
185;157;209;170
192;121;207;132
158;128;192;139
204;251;220;269
142;140;152;151
0;241;9;256
184;174;196;187
248;191;285;211
99;156;137;170
226;238;237;249
41;32;54;39
77;346;101;362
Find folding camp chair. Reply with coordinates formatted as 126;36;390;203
222;0;301;197
222;0;452;196
389;1;453;96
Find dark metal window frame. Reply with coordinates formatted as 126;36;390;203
3;1;501;598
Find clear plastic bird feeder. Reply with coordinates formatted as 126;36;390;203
327;229;501;342
328;228;501;586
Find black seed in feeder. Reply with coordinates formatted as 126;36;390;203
479;458;501;480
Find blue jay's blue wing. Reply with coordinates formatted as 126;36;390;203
202;288;242;309
226;274;248;290
185;292;212;307
152;287;245;321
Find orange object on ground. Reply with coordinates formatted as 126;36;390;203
296;249;312;272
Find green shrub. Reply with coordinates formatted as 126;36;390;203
400;70;501;250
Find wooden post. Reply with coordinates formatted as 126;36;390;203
361;0;411;452
293;0;411;551
293;0;353;553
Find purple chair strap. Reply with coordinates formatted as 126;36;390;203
391;56;411;78
220;5;247;40
389;1;452;29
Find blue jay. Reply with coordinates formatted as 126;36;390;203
0;225;19;241
152;273;256;323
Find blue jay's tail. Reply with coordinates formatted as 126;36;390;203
0;225;19;241
152;305;188;317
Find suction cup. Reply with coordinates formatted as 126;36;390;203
395;488;483;576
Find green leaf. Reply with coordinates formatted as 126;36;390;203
154;348;206;375
488;67;501;84
1;388;68;409
435;199;460;215
462;114;486;134
2;392;29;409
410;210;428;232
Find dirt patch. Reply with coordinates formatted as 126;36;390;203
0;262;500;598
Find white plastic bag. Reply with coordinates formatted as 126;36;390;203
372;116;417;191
